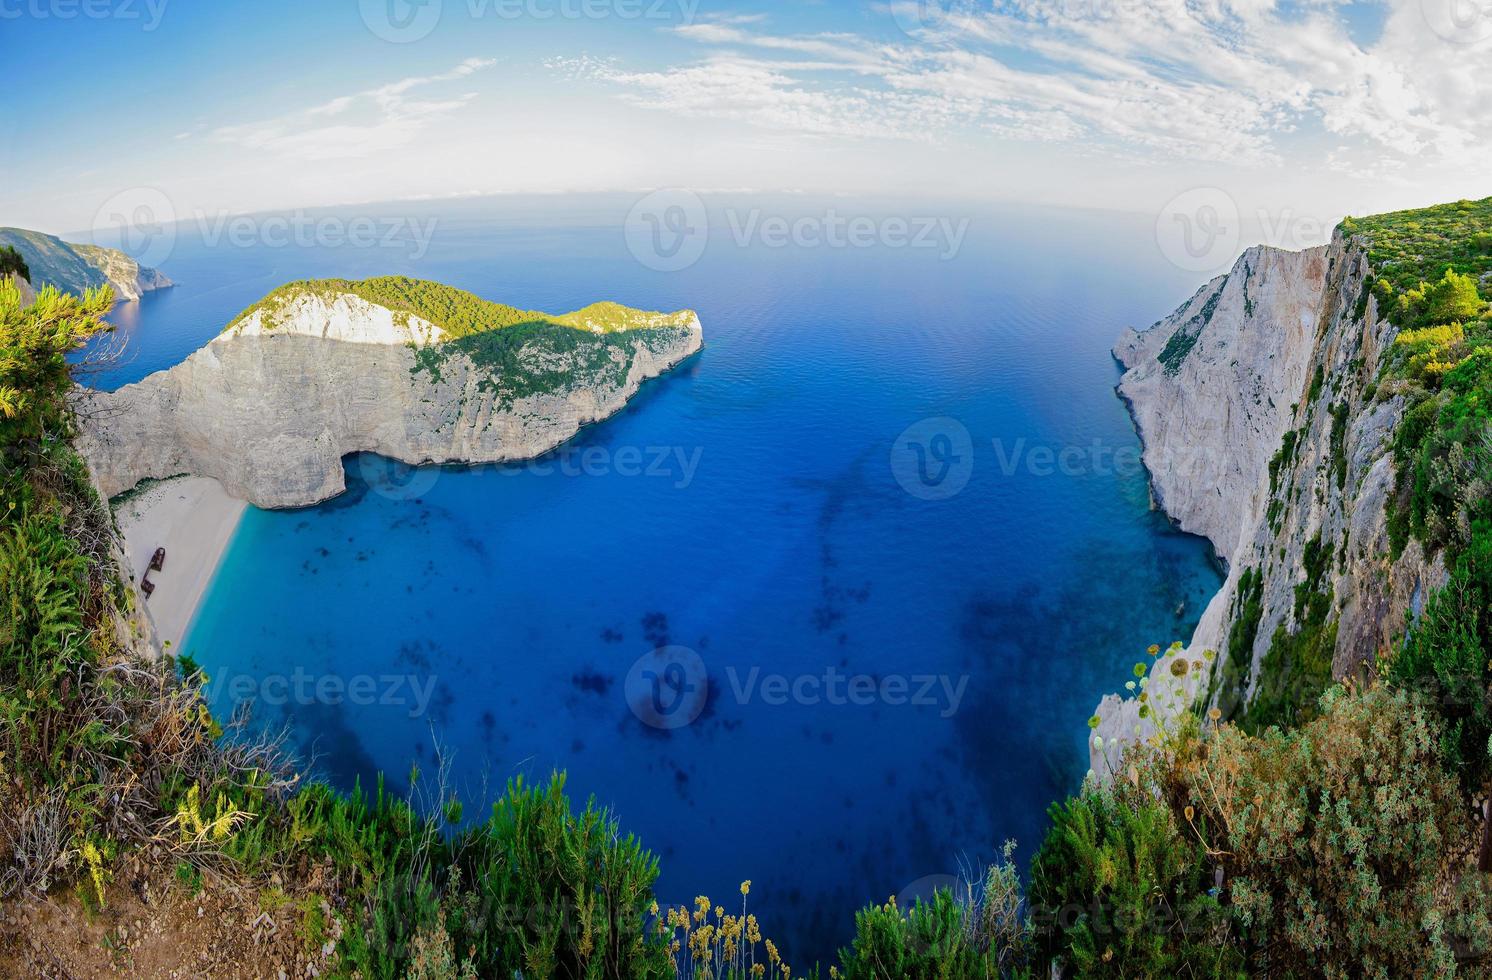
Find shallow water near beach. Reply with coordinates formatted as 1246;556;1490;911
96;195;1222;965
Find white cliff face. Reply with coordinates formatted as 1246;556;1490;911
75;290;702;509
1090;231;1443;775
219;292;445;346
1114;245;1328;562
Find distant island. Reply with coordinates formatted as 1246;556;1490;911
0;226;173;303
76;276;703;508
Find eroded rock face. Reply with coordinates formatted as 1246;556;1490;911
72;243;175;302
1114;244;1328;563
1090;231;1442;776
75;291;702;509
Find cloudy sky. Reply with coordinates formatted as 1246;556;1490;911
3;0;1489;238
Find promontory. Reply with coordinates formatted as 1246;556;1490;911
76;276;702;508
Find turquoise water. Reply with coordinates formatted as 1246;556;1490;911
98;196;1222;963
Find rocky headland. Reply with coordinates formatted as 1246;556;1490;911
0;226;174;302
1091;224;1456;772
76;277;703;509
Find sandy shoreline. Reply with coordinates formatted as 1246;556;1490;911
113;475;247;653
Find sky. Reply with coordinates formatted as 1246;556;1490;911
2;0;1490;241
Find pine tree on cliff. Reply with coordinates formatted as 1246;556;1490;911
0;246;28;284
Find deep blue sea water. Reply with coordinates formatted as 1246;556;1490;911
88;195;1222;965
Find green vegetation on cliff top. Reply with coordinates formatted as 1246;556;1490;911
226;275;697;339
1341;196;1492;306
1337;199;1492;561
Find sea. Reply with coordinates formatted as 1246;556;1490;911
84;193;1223;966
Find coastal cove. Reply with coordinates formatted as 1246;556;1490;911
97;196;1224;963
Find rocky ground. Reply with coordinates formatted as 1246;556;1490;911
1;858;341;979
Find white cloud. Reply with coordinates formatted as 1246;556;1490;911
212;58;498;161
563;1;1491;174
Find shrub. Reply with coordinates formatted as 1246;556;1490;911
1175;685;1492;975
1389;522;1492;787
1027;773;1238;978
838;842;1033;979
0;245;28;284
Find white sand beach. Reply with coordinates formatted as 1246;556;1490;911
113;476;247;653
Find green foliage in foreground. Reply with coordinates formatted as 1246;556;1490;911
837;842;1033;979
1043;686;1492;977
1029;779;1238;977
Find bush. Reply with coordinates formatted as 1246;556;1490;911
0;245;28;284
1028;771;1238;978
1389;523;1492;788
838;842;1033;979
1037;677;1492;976
1176;685;1492;975
444;773;670;979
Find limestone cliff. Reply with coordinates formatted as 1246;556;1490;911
0;227;173;302
75;283;702;509
1091;228;1444;773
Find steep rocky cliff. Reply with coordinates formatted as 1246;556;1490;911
75;282;702;509
0;227;173;302
1091;227;1447;773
